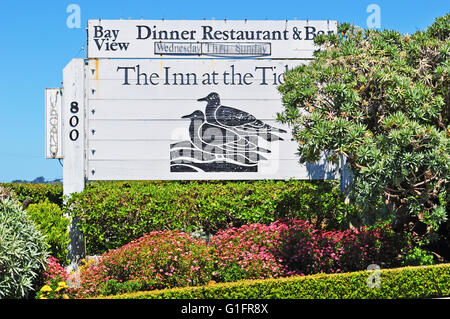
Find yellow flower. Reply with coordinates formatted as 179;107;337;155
63;294;70;299
58;281;68;288
40;295;48;299
55;281;68;292
40;285;52;292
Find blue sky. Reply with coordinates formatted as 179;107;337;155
0;0;448;182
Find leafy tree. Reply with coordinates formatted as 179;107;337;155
277;15;449;258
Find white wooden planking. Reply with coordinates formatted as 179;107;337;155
89;84;289;100
88;158;337;181
45;88;63;159
87;59;304;100
88;100;285;120
87;58;304;79
88;119;287;140
87;20;337;59
88;138;299;160
84;58;338;181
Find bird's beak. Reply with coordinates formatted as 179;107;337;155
197;96;207;102
181;114;191;119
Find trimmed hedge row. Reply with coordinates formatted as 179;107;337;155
104;264;450;299
1;183;63;207
67;180;355;254
3;180;356;256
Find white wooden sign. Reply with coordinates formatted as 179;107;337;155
87;20;337;59
81;58;337;181
45;88;63;159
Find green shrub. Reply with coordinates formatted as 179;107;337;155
67;180;355;254
401;247;435;266
0;198;49;299
277;15;450;250
26;201;70;264
2;183;63;207
104;264;450;299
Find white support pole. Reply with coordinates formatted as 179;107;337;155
62;58;87;269
339;154;353;194
339;154;345;193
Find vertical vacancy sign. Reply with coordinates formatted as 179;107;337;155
45;88;63;159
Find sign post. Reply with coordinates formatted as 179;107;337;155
62;59;87;268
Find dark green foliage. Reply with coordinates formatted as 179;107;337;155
0;198;49;299
66;180;355;254
2;183;63;207
105;264;450;299
277;15;450;257
26;201;70;264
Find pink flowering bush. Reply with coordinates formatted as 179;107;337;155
211;219;342;278
210;223;287;282
36;257;74;299
337;223;410;271
74;230;215;298
274;219;342;275
69;219;409;298
212;219;409;279
279;220;409;274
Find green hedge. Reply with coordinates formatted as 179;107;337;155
2;183;63;207
67;180;355;254
26;201;70;264
103;264;450;299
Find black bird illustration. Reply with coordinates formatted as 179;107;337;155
179;110;269;161
197;92;287;140
170;93;288;173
